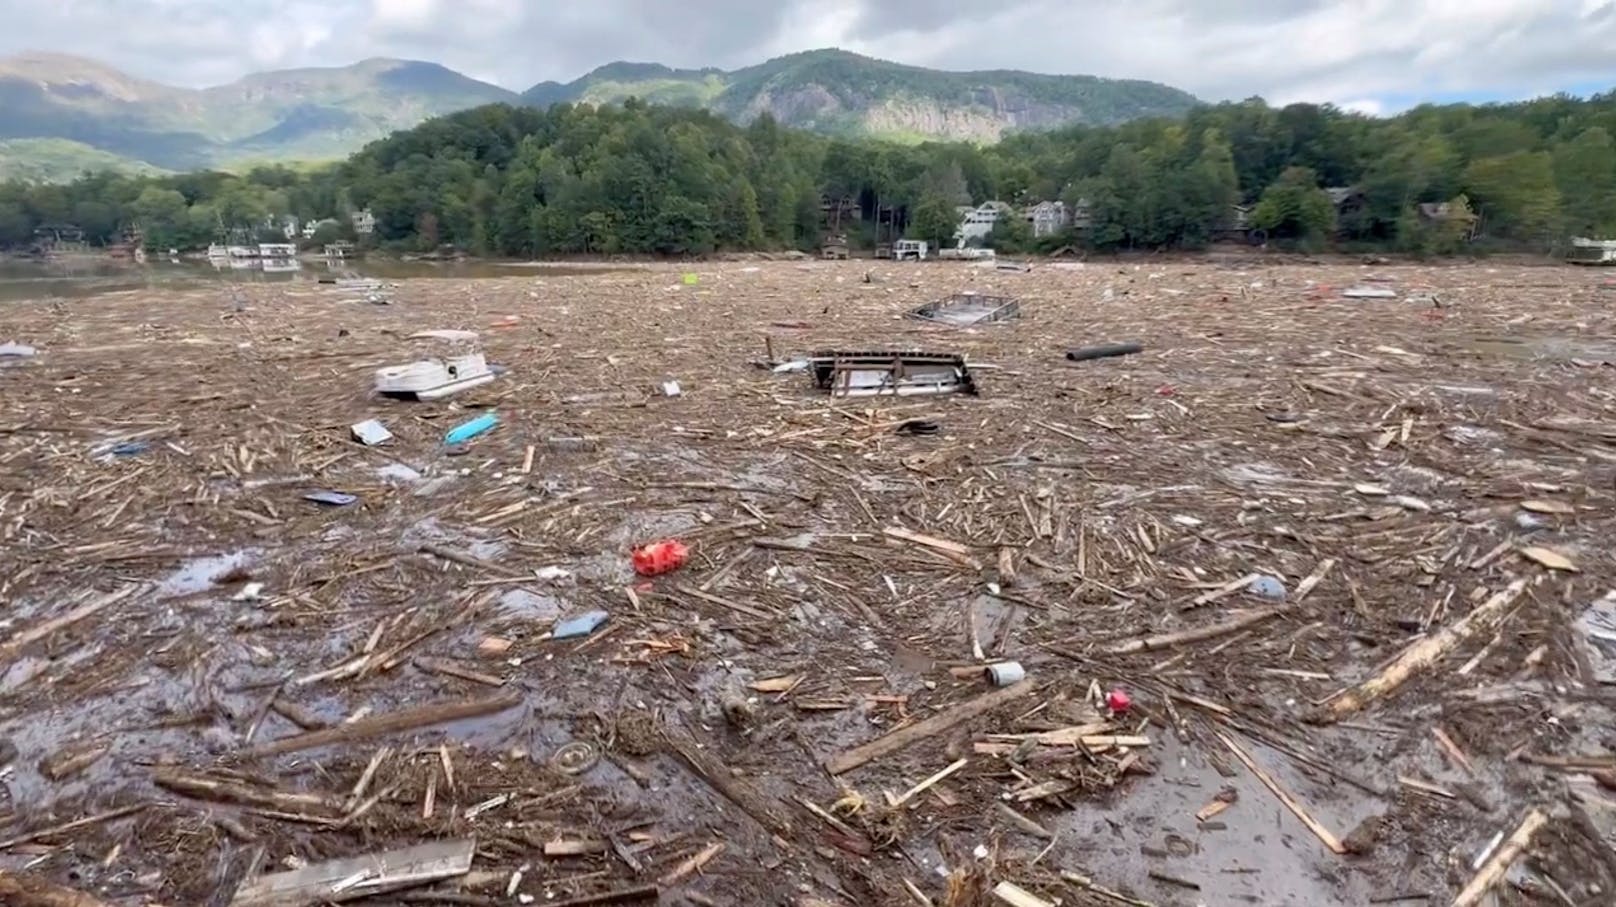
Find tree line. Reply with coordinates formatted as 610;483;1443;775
3;90;1615;257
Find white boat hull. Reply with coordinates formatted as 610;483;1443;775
375;354;494;400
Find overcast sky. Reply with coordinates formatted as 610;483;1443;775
3;0;1614;113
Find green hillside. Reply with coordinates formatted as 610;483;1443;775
0;138;166;182
0;53;518;177
0;49;1197;180
521;49;1200;141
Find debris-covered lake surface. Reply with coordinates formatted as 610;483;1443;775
2;258;1616;906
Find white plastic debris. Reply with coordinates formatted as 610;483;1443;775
350;419;393;446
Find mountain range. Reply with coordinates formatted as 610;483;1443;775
0;49;1199;180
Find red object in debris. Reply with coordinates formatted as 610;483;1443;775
1106;688;1132;714
1155;384;1176;397
632;540;689;577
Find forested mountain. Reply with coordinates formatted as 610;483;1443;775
0;49;1193;176
3;90;1615;257
520;49;1200;141
0;53;520;172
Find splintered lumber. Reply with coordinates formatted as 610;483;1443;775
548;886;660;907
992;880;1055;907
675;583;775;620
153;770;342;816
826;681;1034;775
882;527;981;566
0;804;148;851
1105;607;1292;655
0;586;137;662
1316;579;1527;723
229;838;475;906
245;693;522;757
1451;809;1548;907
1216;731;1346;855
891;758;968;807
0;872;113;907
658;841;724;886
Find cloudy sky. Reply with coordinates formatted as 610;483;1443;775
3;0;1614;112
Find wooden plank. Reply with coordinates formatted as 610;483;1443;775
245;694;522;757
0;586;137;663
1217;732;1345;854
414;656;506;687
675;584;775;620
992;880;1054;907
229;838;475;906
826;681;1033;775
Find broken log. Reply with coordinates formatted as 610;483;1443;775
1451;809;1547;907
1065;342;1143;362
153;770;343;816
0;586;137;663
1105;607;1293;655
245;693;522;757
0;872;114;907
826;681;1033;775
1315;579;1527;723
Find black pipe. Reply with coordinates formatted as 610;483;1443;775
1066;342;1144;362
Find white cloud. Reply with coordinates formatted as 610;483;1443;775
0;0;1608;113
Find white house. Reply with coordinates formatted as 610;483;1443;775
955;201;1013;244
1025;201;1071;238
351;208;376;235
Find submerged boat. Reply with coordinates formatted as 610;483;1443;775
374;330;496;401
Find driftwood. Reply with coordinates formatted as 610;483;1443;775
246;693;522;757
1217;731;1345;855
1451;808;1548;907
230;838;476;906
1105;607;1293;655
0;872;114;907
826;681;1033;775
1315;579;1527;722
154;769;343;816
0;586;137;663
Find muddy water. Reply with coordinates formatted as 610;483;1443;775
0;259;641;302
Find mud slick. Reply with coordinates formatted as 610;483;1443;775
1;257;1615;905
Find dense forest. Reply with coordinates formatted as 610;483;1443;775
3;90;1616;257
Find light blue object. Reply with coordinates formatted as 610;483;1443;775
444;411;498;445
1249;575;1287;601
553;610;609;640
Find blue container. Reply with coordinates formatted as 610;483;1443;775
444;411;498;445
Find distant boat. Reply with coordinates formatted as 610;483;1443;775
258;243;296;259
206;243;229;259
226;245;255;259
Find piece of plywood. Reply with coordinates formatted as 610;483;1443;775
229;838;475;906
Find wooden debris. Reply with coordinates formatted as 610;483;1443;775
991;881;1054;907
1519;546;1579;572
883;527;981;567
246;693;522;757
0;872;114;907
1316;579;1527;722
1106;607;1292;655
826;681;1034;775
0;804;148;851
154;770;342;816
229;838;476;906
40;744;109;781
0;586;137;663
414;656;506;687
657;841;723;886
890;758;968;807
1451;809;1548;907
546;885;660;906
1185;572;1261;609
1216;732;1346;854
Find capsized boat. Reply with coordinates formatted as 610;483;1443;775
375;330;496;401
